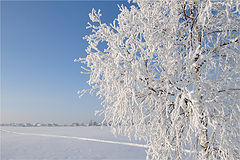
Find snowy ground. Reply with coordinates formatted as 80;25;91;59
1;126;146;160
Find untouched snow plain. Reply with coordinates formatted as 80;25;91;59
1;126;146;160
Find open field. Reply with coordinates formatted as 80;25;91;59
1;126;146;160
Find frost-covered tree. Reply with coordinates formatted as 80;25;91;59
75;0;240;159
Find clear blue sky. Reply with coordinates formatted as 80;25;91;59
1;1;129;124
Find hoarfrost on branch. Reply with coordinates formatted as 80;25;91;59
76;0;240;159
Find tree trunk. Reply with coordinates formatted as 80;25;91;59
188;3;209;158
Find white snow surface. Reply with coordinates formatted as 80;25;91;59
1;126;146;160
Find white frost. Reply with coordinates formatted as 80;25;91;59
77;0;240;159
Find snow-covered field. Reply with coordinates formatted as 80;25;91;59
1;126;146;160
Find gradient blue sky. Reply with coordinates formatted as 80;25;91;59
1;1;129;124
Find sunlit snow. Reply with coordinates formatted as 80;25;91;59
1;126;146;160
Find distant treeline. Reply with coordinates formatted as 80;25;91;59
0;120;110;127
